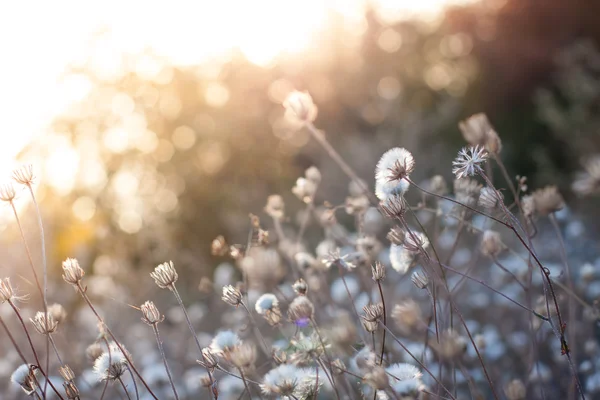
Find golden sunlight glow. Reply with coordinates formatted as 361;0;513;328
0;0;476;188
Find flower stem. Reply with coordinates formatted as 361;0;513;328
151;324;179;400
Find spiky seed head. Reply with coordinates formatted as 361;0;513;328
59;365;76;382
362;303;384;323
452;145;488;179
30;311;58;335
0;278;16;303
222;285;243;307
12;165;35;185
375;148;415;194
62;258;85;286
140;301;163;325
371;261;386;281
380;194;407;219
150;261;178;290
198;347;219;371
0;183;16;202
411;271;429;289
283;91;318;124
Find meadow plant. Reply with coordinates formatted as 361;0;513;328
2;90;600;400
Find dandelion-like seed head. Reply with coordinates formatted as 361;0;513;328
62;258;85;287
386;363;424;396
403;231;430;254
392;300;424;336
210;330;241;355
375;148;415;197
283;91;318;124
86;343;104;362
261;364;301;396
0;183;16;202
11;364;38;396
140;301;163;325
255;293;279;314
150;260;178;290
93;345;129;381
230;342;257;370
48;303;67;325
12;164;35;185
30;311;58;335
452;145;488;179
389;245;414;274
0;278;16;303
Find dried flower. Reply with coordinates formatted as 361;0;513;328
392;300;425;336
459;113;502;154
0;278;16;303
371;261;386;281
322;249;356;270
288;296;314;325
210;330;241;356
481;230;504;257
362;303;384;323
452;145;488;179
387;226;405;245
454;178;482;206
386;363;424;396
198;347;219;371
222;285;243;307
140;301;163;325
255;293;279;314
230;342;257;370
0;183;16;202
283;91;318;124
375;148;415;202
62;258;85;287
364;366;389;390
380;194;407;219
531;186;564;216
573;155;600;196
30;311;58;335
403;230;430;253
478;186;503;209
11;364;38;396
264;194;285;220
411;271;429;289
63;381;80;399
93;344;129;381
150;261;178;289
436;329;468;359
261;364;307;397
59;365;76;382
292;279;308;295
12;165;35;185
390;245;414;274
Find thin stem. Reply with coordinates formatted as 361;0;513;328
76;284;159;400
310;319;342;400
376;281;386;365
126;367;140;400
49;335;65;366
100;338;112;400
118;376;132;400
0;315;28;363
240;302;271;358
170;284;217;398
152;324;179;400
238;369;253;399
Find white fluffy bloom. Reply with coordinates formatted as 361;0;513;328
386;363;424;396
93;344;129;381
261;364;317;398
255;293;279;314
11;364;38;395
375;148;414;201
389;245;414;273
210;330;241;355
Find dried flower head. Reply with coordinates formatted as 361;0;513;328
86;343;104;362
283;91;318;124
392;300;424;336
362;302;384;323
288;296;314;326
230;342;257;370
411;271;429;289
371;261;386;281
292;278;308;295
363;319;379;333
62;258;85;287
198;347;219;371
452;145;488;179
478;186;503;209
222;285;243;307
48;303;67;325
63;381;80;400
0;183;16;202
30;311;58;335
12;164;35;185
11;364;38;396
380;194;407;219
531;186;564;216
386;363;424;396
210;330;241;356
0;278;16;303
403;230;430;253
59;365;76;382
93;344;129;381
150;260;178;289
322;249;356;270
389;245;414;274
481;230;504;257
375;148;415;201
454;178;482;207
140;301;163;325
255;293;279;314
261;364;307;397
363;365;389;390
573;155;600;196
264;194;285;220
459;113;502;154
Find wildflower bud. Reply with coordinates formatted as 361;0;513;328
264;195;285;220
532;186;564;216
288;296;314;325
480;230;503;257
86;343;104;362
211;235;228;256
62;258;85;287
371;261;386;281
222;285;242;307
150;261;178;290
428;175;448;195
386;227;405;245
230;342;257;370
198;347;219;371
0;278;15;303
140;301;163;325
504;379;526;400
362;303;384;323
411;271;429;289
48;303;67;325
0;183;16;202
283;91;318;124
30;311;58;335
292;279;308;295
12;165;35;186
11;364;38;396
305;166;321;184
59;365;76;382
478;187;503;210
364;366;389;390
63;381;80;400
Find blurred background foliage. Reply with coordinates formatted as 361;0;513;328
4;0;600;296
